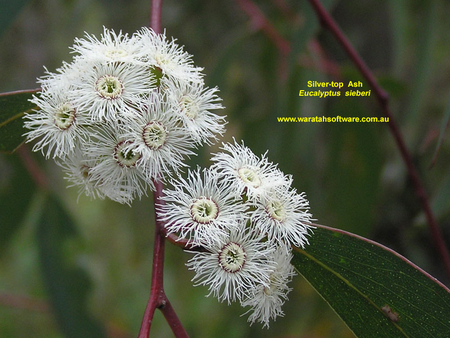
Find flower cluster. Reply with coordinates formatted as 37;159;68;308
158;140;314;327
24;27;225;204
24;27;315;329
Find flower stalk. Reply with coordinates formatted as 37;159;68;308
138;179;189;338
138;1;190;336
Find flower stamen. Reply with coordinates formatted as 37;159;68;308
238;166;261;188
267;200;286;222
95;75;124;99
54;103;76;130
190;197;219;224
155;53;176;70
104;48;128;60
113;141;141;168
218;242;247;273
142;121;167;150
180;95;198;119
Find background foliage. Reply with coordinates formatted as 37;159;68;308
1;0;450;337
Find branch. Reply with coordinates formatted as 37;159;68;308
137;179;188;338
150;0;163;34
0;88;41;97
139;2;189;336
307;0;450;281
138;3;191;335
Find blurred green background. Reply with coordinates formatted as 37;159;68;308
1;0;450;337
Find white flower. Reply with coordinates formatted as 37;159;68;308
241;247;296;328
71;26;143;64
35;66;73;92
123;92;196;180
87;126;153;204
135;27;203;83
210;140;291;201
56;147;106;201
158;168;245;245
24;85;88;159
70;60;153;121
186;225;276;304
164;78;226;145
251;185;314;248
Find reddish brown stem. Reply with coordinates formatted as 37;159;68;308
150;0;163;34
307;0;450;281
139;2;189;336
0;88;41;97
138;180;188;338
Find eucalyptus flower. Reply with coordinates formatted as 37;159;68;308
211;140;291;201
158;168;245;245
25;84;88;159
251;185;314;248
164;78;226;145
123;92;196;181
241;247;296;328
71;26;143;64
135;27;204;83
186;225;276;303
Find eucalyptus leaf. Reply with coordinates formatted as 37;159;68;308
0;89;40;154
292;225;450;338
0;153;35;252
36;194;107;338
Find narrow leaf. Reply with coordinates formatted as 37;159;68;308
0;153;36;252
292;225;450;338
36;193;107;338
0;89;40;154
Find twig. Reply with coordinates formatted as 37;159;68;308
0;88;41;97
165;232;206;252
307;0;450;281
138;179;188;338
150;0;163;34
139;2;190;336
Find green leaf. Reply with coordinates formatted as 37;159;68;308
0;89;40;154
0;153;36;253
292;225;450;338
36;193;107;338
